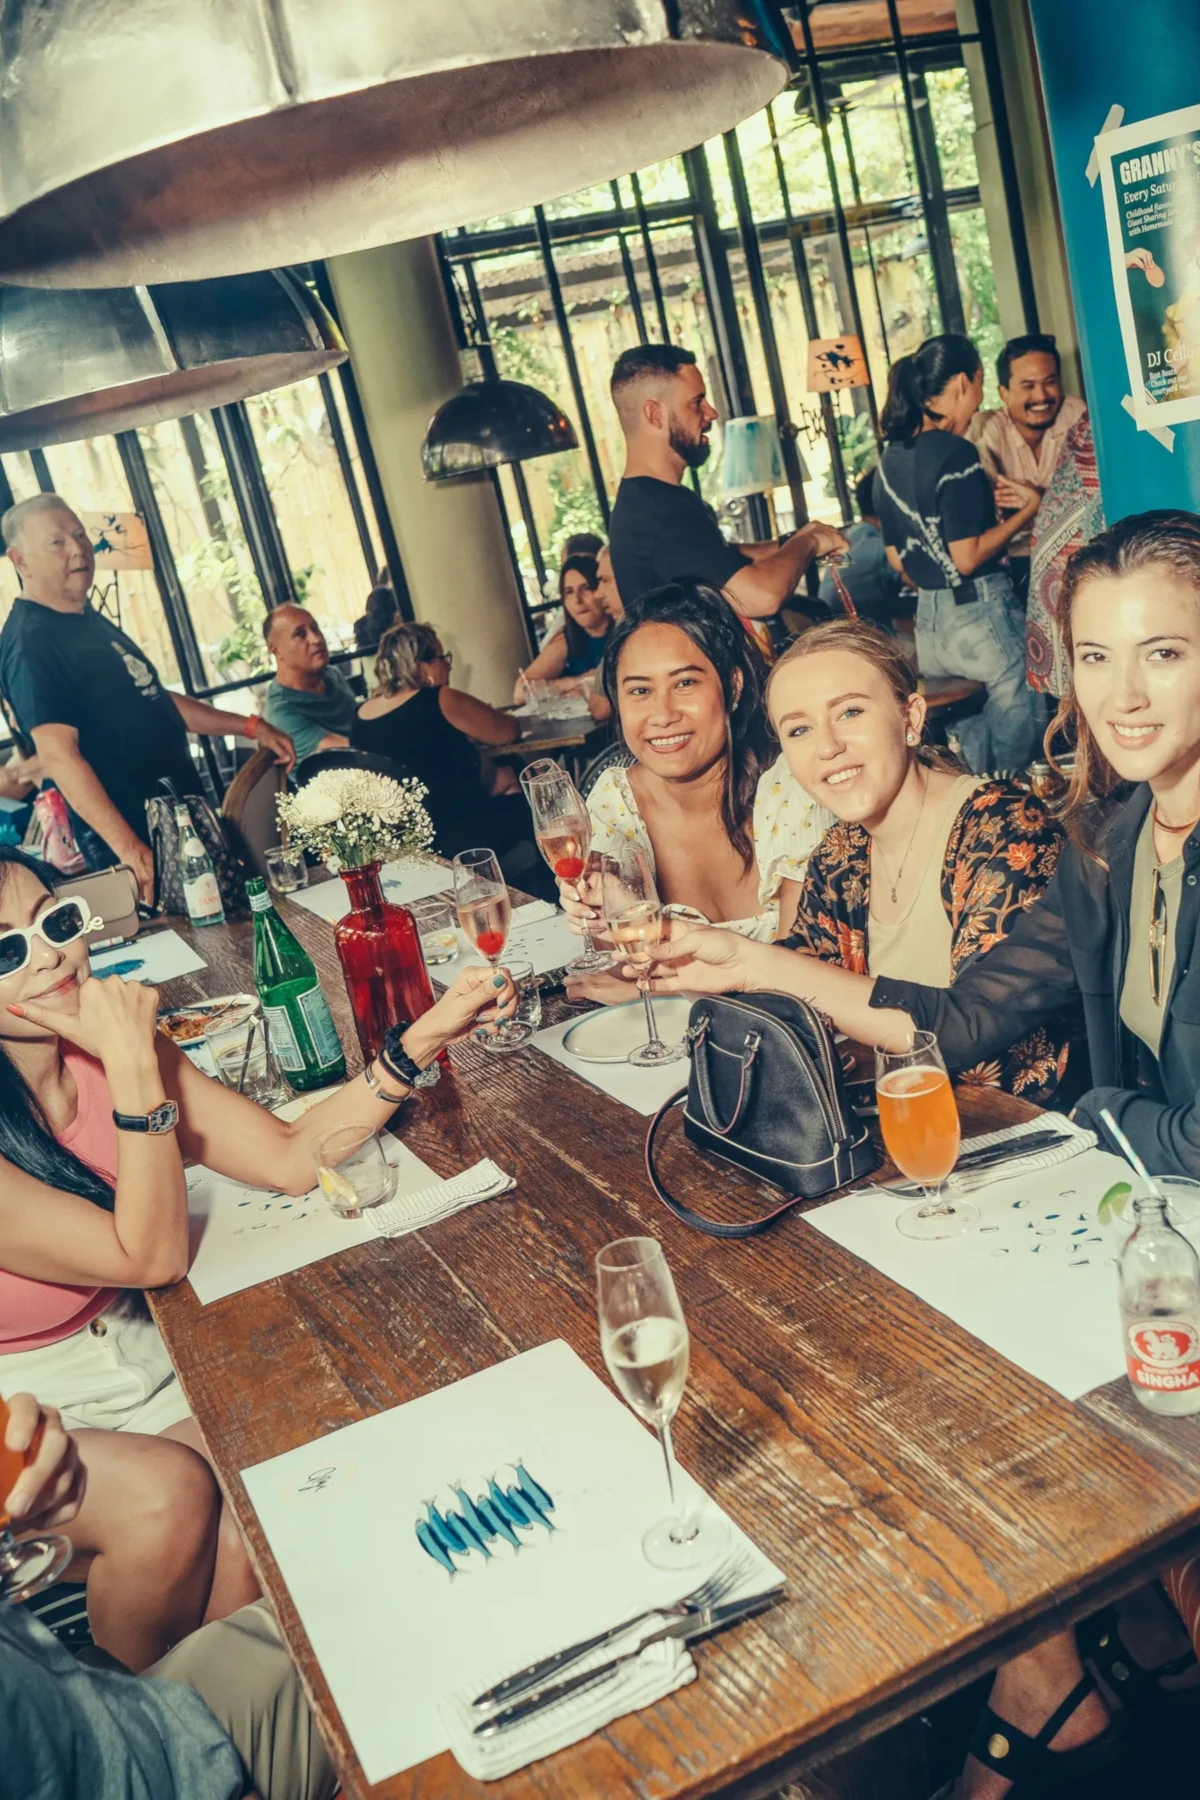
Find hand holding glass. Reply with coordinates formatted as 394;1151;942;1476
0;1396;72;1603
601;842;685;1067
875;1031;974;1240
525;770;612;974
597;1238;727;1571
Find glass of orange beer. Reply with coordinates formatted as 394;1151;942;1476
0;1395;73;1602
875;1031;976;1241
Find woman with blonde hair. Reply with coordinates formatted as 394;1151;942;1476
747;618;1068;1096
647;513;1200;1793
352;623;547;887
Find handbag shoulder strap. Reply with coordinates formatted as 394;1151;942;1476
644;1090;809;1240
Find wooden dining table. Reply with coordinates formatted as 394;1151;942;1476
148;901;1200;1800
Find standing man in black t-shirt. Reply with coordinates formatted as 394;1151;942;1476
607;344;847;632
0;494;295;900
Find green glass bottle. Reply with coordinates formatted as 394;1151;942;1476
247;877;346;1091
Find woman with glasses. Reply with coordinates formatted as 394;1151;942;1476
0;847;517;1668
352;621;547;879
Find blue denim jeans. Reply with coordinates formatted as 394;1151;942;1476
916;571;1039;775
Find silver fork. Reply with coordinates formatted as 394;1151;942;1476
470;1548;756;1710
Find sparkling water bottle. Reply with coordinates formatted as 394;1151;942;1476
1119;1190;1200;1416
175;804;225;927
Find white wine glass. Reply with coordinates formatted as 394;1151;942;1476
600;842;685;1068
596;1237;727;1571
525;769;612;974
452;848;523;1054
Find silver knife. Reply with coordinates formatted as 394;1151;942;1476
882;1131;1075;1198
472;1588;785;1737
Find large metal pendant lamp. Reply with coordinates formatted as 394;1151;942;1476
422;379;577;480
0;270;345;450
0;2;791;288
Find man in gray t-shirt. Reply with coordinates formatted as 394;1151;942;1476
262;604;358;763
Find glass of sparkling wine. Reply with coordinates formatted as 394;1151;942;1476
0;1394;73;1603
600;842;685;1068
875;1030;974;1241
525;769;612;974
452;847;516;1054
597;1237;727;1571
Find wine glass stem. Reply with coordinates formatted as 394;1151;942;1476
656;1420;697;1543
0;1525;21;1576
639;982;662;1050
919;1181;950;1219
581;924;597;957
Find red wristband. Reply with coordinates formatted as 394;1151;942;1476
243;714;260;740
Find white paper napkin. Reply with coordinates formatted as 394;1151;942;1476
440;1625;695;1781
939;1112;1095;1193
371;1158;516;1237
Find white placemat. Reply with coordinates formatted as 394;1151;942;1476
241;1340;782;1785
533;1007;690;1116
806;1116;1166;1399
288;858;451;924
89;928;205;985
186;1136;513;1304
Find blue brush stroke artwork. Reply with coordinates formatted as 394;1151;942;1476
414;1464;556;1577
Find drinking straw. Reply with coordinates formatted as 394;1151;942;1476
1098;1107;1164;1198
236;1018;258;1095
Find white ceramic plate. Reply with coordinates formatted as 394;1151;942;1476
561;997;692;1063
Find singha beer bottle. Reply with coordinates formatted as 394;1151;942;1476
1119;1190;1200;1416
247;877;345;1092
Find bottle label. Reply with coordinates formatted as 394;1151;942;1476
183;872;223;921
262;1003;305;1073
1126;1319;1200;1393
297;984;343;1069
248;889;272;913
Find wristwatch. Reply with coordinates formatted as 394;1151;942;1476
112;1100;179;1134
380;1021;440;1090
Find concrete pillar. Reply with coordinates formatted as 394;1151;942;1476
326;239;530;707
1027;0;1200;515
957;1;1081;393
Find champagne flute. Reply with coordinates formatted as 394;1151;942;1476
525;769;612;974
0;1395;73;1603
452;848;522;1054
600;841;685;1067
875;1030;975;1240
597;1238;727;1571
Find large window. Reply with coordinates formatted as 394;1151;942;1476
441;2;1032;641
0;334;394;735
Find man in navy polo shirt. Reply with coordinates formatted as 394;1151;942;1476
0;494;294;900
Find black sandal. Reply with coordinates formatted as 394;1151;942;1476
1077;1603;1200;1714
966;1673;1125;1797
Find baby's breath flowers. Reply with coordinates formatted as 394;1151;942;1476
277;769;435;871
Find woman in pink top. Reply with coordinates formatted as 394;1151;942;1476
0;845;518;1669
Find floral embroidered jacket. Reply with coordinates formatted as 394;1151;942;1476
785;781;1072;1103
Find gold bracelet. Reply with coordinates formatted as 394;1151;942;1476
363;1059;410;1105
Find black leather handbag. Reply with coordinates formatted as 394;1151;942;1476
644;992;877;1238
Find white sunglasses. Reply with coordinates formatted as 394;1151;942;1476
0;897;103;979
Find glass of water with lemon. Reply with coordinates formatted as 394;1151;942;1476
312;1125;395;1220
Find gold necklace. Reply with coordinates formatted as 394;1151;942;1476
873;774;930;906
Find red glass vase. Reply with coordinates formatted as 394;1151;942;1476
332;862;441;1067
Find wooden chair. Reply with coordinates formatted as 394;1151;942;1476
221;747;288;880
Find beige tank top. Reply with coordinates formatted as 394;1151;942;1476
867;775;980;986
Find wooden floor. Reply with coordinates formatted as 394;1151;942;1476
150;902;1200;1800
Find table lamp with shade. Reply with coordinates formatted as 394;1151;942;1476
718;415;806;538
